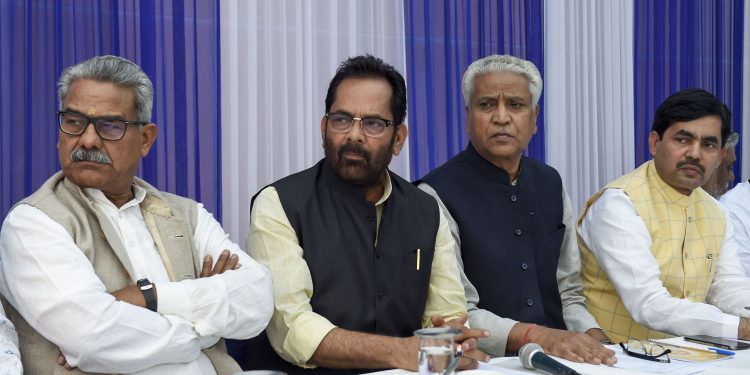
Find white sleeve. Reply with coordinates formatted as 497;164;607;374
705;210;750;320
0;304;21;375
154;203;274;339
720;189;750;277
578;189;740;338
0;204;202;373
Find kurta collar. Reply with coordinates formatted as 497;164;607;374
84;184;147;211
464;142;521;186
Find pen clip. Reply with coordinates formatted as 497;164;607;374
416;248;421;271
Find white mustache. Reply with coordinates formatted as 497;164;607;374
70;148;111;164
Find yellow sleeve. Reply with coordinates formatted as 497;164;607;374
421;209;468;327
247;187;336;368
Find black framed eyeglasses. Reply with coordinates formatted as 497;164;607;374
57;111;145;141
325;112;393;137
619;340;671;363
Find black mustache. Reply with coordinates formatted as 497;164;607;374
338;144;371;162
676;159;705;173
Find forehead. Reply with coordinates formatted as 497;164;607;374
664;115;722;138
331;77;392;110
63;79;136;116
472;71;531;99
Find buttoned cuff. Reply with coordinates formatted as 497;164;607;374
155;281;192;320
283;311;337;368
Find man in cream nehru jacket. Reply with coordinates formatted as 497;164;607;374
0;55;273;374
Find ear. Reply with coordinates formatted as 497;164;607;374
140;123;158;157
648;131;660;157
719;147;728;163
392;124;408;156
320;115;328;146
532;105;540;135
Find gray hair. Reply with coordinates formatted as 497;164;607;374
461;54;542;108
58;55;153;123
725;132;739;149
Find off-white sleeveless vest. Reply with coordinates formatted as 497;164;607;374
3;171;240;375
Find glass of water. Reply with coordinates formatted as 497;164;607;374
414;327;462;375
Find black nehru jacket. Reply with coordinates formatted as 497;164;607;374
238;159;441;374
419;143;566;330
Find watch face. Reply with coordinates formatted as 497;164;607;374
136;278;152;288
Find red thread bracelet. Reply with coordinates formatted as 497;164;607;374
520;324;537;347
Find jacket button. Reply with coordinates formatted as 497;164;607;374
366;215;375;222
515;229;522;236
521;263;528;270
376;251;382;259
378;292;388;300
510;195;518;202
526;298;534;306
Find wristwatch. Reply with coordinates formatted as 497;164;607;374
136;278;158;312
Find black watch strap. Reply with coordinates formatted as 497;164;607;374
136;278;157;312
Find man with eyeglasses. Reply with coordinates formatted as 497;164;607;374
417;54;616;365
0;55;273;374
239;55;489;373
578;89;750;343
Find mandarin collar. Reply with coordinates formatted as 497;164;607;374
465;143;522;186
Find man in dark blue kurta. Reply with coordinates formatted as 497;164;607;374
418;54;615;364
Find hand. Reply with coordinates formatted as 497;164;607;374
739;317;750;340
431;314;491;370
585;328;611;343
57;350;75;370
523;325;616;365
200;249;240;278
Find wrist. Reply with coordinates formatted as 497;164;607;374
137;278;158;312
397;336;419;371
520;324;538;347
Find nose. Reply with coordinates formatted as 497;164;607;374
684;141;702;160
492;104;511;125
77;121;103;148
346;118;366;143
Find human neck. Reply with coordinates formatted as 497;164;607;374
364;176;387;203
103;188;135;208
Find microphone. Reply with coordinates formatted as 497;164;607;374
519;343;581;375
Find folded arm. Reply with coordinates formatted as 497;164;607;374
0;205;203;373
154;203;273;340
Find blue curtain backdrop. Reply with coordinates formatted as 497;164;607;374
404;0;545;180
633;0;744;181
0;0;222;220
